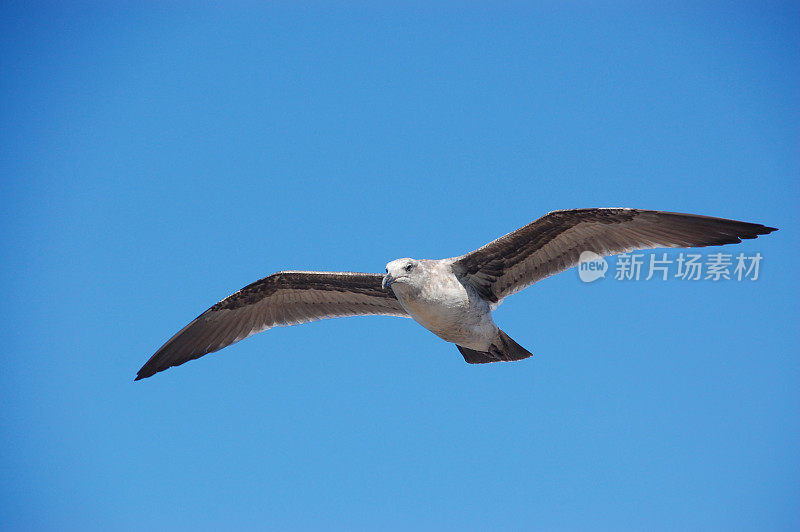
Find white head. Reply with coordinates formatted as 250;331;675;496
382;258;424;291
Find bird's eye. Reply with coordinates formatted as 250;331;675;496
405;264;413;272
385;267;388;273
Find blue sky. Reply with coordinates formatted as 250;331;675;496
1;3;798;530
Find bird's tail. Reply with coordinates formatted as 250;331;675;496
457;330;533;364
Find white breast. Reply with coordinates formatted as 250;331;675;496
392;264;497;349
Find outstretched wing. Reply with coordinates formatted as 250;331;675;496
136;271;408;380
452;208;777;305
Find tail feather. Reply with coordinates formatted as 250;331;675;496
457;330;533;364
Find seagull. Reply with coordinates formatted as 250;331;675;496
136;208;776;380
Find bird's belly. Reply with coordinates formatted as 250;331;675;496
396;285;496;349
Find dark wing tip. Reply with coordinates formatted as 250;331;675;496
135;341;208;381
692;221;777;247
134;368;153;381
731;222;777;240
135;350;170;381
135;360;161;381
654;213;777;246
134;310;224;381
134;333;201;381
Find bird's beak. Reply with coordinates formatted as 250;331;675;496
382;273;394;290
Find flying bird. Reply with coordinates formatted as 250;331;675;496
136;208;776;380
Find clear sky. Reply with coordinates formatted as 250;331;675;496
1;3;798;530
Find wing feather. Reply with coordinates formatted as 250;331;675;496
452;208;777;305
136;271;408;380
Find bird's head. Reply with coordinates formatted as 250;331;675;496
382;258;422;291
